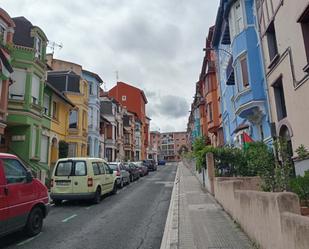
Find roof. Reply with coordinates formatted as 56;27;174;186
114;82;148;104
0;8;15;28
82;69;103;83
12;17;34;47
57;157;108;162
45;82;75;107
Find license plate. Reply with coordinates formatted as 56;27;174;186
56;181;70;186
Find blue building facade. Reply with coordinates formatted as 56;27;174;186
82;70;103;157
212;0;271;146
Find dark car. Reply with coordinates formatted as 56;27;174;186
134;161;148;176
124;163;140;182
143;159;157;171
158;159;166;165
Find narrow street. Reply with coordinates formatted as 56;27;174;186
0;164;177;249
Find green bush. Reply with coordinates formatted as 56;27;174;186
289;171;309;207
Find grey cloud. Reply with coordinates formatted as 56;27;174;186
2;0;220;132
156;95;189;119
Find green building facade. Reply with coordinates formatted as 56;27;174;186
5;16;50;173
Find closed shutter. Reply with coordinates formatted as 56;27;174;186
10;69;26;100
40;135;49;163
32;74;41;104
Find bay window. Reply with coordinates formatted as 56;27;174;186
69;110;78;128
10;69;26;100
229;0;245;40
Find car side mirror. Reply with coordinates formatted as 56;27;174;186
26;171;33;183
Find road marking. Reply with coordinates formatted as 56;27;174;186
62;214;77;223
17;232;42;246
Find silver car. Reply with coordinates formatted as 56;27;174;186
108;162;130;188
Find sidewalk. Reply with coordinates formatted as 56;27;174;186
161;162;254;249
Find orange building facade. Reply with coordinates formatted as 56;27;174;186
199;26;224;147
108;82;149;160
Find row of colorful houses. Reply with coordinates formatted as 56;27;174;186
187;0;309;176
0;9;150;176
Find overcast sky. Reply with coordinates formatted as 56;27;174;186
2;0;219;132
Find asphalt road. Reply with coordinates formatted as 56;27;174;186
0;163;177;249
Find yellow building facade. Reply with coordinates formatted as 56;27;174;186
47;55;88;161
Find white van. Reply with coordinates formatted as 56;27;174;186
50;158;117;205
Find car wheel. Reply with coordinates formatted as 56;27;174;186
120;179;124;188
111;182;117;195
25;207;43;237
126;177;130;185
93;187;101;204
53;200;62;206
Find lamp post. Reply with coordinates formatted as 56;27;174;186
203;47;233;57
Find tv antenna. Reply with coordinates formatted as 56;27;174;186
48;41;63;55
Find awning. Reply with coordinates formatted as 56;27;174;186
226;56;235;85
0;48;13;80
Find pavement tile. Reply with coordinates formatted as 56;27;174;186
178;163;254;249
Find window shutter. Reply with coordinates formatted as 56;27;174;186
10;69;26;100
40;135;49;163
32;74;41;104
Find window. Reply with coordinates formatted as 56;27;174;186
229;0;244;39
52;101;58;120
106;148;112;162
31;74;41;105
40;135;49;163
10;69;26;100
31;126;38;158
34;36;42;59
89;107;93;127
240;56;249;87
43;94;50;116
103;163;111;174
207;103;213;122
3;159;27;184
69;110;78;128
55;161;72;176
273;77;287;121
259;124;264;141
68;143;77;157
89;82;93;95
92;162;100;175
122;95;127;101
98;162;105;174
266;21;278;63
75;162;86;176
298;4;309;71
83;110;87;129
0;24;6;44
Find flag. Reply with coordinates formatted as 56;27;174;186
243;132;253;150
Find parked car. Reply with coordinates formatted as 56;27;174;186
143;159;157;171
158;159;166;166
123;163;140;182
108;162;130;188
133;161;148;176
50;157;117;205
0;153;50;237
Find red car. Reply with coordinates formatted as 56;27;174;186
0;153;50;237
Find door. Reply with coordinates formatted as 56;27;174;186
0;161;7;235
103;163;114;191
53;160;74;195
97;162;108;194
3;158;36;231
91;162;101;193
71;161;88;194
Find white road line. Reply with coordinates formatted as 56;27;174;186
17;233;42;246
62;214;77;223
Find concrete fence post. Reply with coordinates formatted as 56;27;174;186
206;152;215;195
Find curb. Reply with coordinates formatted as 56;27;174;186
160;165;180;249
